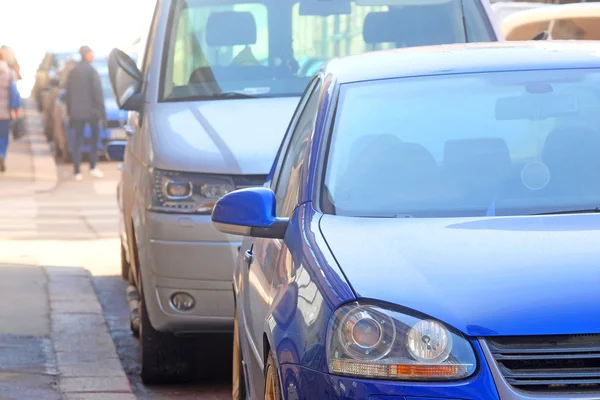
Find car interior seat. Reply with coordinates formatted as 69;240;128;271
189;11;271;85
542;127;600;197
335;134;440;213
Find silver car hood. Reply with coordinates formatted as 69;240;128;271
148;97;299;175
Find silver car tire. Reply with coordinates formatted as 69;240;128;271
139;289;193;384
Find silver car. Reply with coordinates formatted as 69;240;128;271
107;0;501;384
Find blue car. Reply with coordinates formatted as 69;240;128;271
212;41;600;400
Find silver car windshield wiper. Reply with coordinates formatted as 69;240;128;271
207;92;256;99
165;92;257;102
532;207;600;215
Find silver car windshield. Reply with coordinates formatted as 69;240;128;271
322;68;600;218
161;0;495;101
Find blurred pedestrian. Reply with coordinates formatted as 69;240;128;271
0;46;21;81
59;57;77;89
0;50;22;173
65;46;106;181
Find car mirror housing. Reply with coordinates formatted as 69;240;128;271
105;140;126;162
211;188;288;239
108;48;143;111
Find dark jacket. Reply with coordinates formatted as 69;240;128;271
65;60;106;121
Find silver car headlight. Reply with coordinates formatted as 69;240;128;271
326;302;476;380
149;169;235;214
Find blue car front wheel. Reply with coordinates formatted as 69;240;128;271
265;350;282;400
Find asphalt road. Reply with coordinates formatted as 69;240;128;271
93;275;232;399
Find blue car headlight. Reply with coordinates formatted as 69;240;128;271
326;302;476;380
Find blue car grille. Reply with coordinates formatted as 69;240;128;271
487;335;600;393
233;175;267;190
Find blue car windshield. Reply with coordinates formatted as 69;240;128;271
322;68;600;218
161;0;495;101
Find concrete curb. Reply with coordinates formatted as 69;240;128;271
46;266;135;400
24;99;59;193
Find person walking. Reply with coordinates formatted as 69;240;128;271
0;49;21;173
65;46;106;181
59;57;77;89
0;46;21;81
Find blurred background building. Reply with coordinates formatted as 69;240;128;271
496;0;594;3
2;0;597;94
1;0;154;95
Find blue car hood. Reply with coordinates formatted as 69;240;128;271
319;213;600;337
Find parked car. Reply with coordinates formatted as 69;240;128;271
53;64;127;162
490;1;553;25
107;0;501;383
502;2;600;41
211;40;600;400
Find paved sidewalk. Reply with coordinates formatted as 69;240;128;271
0;101;134;399
0;263;59;400
0;99;120;265
0;100;57;198
48;267;134;400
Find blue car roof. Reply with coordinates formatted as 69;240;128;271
325;41;600;84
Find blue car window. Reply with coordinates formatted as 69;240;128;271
275;79;322;217
268;77;320;188
323;68;600;218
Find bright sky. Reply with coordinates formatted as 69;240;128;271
2;0;155;93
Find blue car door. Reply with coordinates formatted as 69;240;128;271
242;77;323;398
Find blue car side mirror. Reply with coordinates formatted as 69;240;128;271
212;188;289;239
105;140;126;162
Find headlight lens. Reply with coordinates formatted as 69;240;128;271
150;169;235;214
327;303;476;380
407;319;452;363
